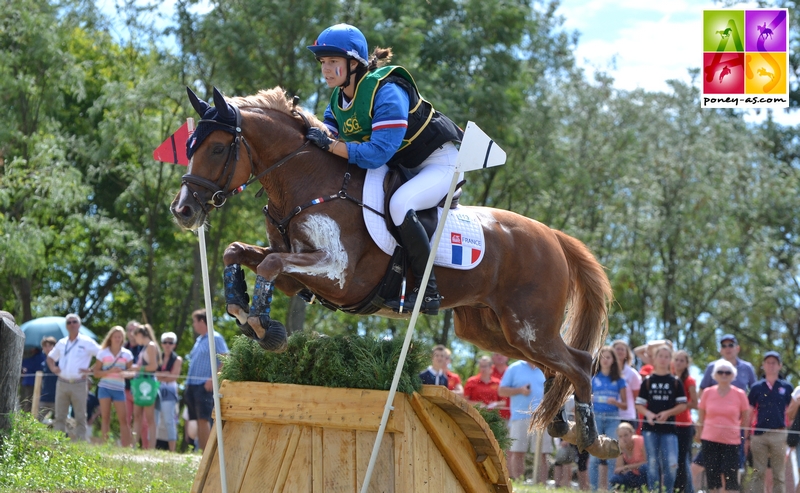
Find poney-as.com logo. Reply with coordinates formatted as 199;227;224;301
702;9;789;108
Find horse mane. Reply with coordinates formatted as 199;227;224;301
226;87;327;131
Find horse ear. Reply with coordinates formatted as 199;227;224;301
187;87;210;117
212;87;234;121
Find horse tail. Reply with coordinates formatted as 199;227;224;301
532;229;612;430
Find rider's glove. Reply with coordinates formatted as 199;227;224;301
306;128;335;151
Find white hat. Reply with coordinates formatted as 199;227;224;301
161;331;178;343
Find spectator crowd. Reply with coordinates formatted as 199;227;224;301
18;315;800;493
17;309;225;453
419;335;800;493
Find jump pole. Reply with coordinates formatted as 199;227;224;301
360;122;505;493
192;114;228;493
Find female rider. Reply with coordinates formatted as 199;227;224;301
305;23;463;315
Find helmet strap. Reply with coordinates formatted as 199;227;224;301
340;59;354;89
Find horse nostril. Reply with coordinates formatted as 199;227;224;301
179;205;194;218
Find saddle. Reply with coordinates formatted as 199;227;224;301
382;167;465;242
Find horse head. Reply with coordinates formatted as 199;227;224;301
170;86;311;230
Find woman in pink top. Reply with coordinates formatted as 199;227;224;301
697;359;750;493
609;422;648;490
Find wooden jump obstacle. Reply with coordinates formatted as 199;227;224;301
192;381;512;493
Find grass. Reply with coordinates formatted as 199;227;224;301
0;413;198;493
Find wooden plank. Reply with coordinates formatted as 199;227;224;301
444;466;466;493
281;426;313;492
356;430;394;493
312;427;324;493
239;424;294;492
322;428;357;493
191;420;219;493
420;385;511;489
202;421;260;493
427;435;445;492
409;393;496;493
219;381;403;433
394;402;414;493
411;410;430;493
271;425;303;493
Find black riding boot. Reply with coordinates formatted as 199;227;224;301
249;275;288;352
385;210;442;315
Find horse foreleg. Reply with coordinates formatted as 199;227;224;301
244;250;332;351
222;242;306;326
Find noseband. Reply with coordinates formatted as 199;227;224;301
181;104;311;213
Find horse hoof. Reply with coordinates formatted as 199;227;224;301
236;319;257;339
547;420;570;438
584;435;621;459
257;318;287;353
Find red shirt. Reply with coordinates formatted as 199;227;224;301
446;370;462;391
464;375;501;406
491;365;511;419
675;375;696;426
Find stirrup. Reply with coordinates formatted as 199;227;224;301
385;288;441;315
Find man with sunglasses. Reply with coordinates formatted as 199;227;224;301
748;351;794;493
46;313;100;440
699;334;757;393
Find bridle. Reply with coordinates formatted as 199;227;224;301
181;103;311;214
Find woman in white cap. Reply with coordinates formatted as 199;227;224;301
696;359;750;493
156;331;183;452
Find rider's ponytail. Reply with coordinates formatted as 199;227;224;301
354;47;393;85
368;47;393;70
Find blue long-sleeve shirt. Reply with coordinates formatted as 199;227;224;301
323;82;409;169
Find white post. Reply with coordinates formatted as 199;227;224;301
189;114;227;493
198;224;228;493
360;122;505;493
359;170;461;493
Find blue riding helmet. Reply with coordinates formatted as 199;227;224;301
307;24;369;66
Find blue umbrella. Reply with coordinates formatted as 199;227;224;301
20;316;98;349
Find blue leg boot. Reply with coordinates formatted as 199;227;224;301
224;264;256;338
249;275;288;352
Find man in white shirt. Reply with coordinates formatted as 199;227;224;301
47;313;100;440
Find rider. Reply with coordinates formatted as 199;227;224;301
305;23;463;315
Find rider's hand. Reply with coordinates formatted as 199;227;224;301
306;128;334;151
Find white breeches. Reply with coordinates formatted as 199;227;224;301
389;142;462;226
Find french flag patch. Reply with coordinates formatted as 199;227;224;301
450;233;481;265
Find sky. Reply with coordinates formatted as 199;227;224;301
556;0;799;125
96;0;798;124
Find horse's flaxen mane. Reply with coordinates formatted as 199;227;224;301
227;87;326;131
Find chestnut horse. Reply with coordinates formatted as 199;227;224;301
170;87;617;458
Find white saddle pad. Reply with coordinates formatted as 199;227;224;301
362;166;485;270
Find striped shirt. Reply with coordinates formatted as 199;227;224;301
96;347;133;391
186;333;229;385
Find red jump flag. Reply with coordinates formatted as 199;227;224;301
153;122;190;165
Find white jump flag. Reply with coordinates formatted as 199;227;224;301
455;121;507;172
360;121;504;493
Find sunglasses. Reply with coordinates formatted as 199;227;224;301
716;370;733;375
720;343;735;348
66;320;79;325
162;341;176;345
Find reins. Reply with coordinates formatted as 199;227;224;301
182;97;384;248
181;104;310;213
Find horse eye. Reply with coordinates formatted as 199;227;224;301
212;144;225;155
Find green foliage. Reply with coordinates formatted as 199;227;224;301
220;332;425;394
0;413;197;493
476;406;512;452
